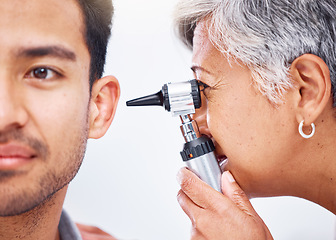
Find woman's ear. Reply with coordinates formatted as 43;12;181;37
290;54;332;125
88;76;120;139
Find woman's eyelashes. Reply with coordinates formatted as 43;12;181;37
197;80;209;90
197;80;211;97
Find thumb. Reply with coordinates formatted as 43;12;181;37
221;171;274;239
221;171;257;216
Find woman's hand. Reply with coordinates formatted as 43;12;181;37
76;223;118;240
177;168;273;240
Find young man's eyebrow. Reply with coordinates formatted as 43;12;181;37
16;45;77;61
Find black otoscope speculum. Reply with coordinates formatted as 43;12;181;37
126;80;222;192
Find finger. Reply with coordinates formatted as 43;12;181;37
177;189;223;239
177;168;227;209
190;228;207;240
221;172;274;238
76;223;117;239
221;171;257;216
177;189;203;223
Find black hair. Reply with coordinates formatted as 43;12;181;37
76;0;114;88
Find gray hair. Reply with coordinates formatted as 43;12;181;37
174;0;336;104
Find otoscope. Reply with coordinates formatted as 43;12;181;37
126;80;222;192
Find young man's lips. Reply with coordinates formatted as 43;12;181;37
0;143;37;170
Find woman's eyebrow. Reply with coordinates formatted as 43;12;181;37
15;45;77;61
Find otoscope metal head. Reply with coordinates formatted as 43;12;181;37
126;79;202;117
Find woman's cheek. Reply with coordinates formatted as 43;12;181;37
206;110;211;129
206;106;218;138
207;100;224;134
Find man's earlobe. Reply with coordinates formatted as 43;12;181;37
290;54;332;125
88;76;120;139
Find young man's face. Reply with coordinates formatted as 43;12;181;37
0;0;92;216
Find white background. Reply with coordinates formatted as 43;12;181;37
64;0;336;239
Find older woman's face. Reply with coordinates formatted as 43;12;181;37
192;20;300;197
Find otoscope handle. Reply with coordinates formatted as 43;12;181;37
180;136;222;192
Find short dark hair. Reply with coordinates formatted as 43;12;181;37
76;0;114;88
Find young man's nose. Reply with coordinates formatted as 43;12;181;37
0;81;28;131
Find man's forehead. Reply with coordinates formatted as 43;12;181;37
0;0;82;20
0;0;84;37
0;0;87;60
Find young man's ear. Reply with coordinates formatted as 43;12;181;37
88;76;120;139
289;54;332;125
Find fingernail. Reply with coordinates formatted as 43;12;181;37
176;169;184;185
224;171;235;183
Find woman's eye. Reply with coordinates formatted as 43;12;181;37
197;80;209;90
202;87;210;98
26;67;59;80
197;80;210;96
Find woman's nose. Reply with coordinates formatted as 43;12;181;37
193;92;211;136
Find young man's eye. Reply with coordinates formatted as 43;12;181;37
25;67;60;80
33;68;49;79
